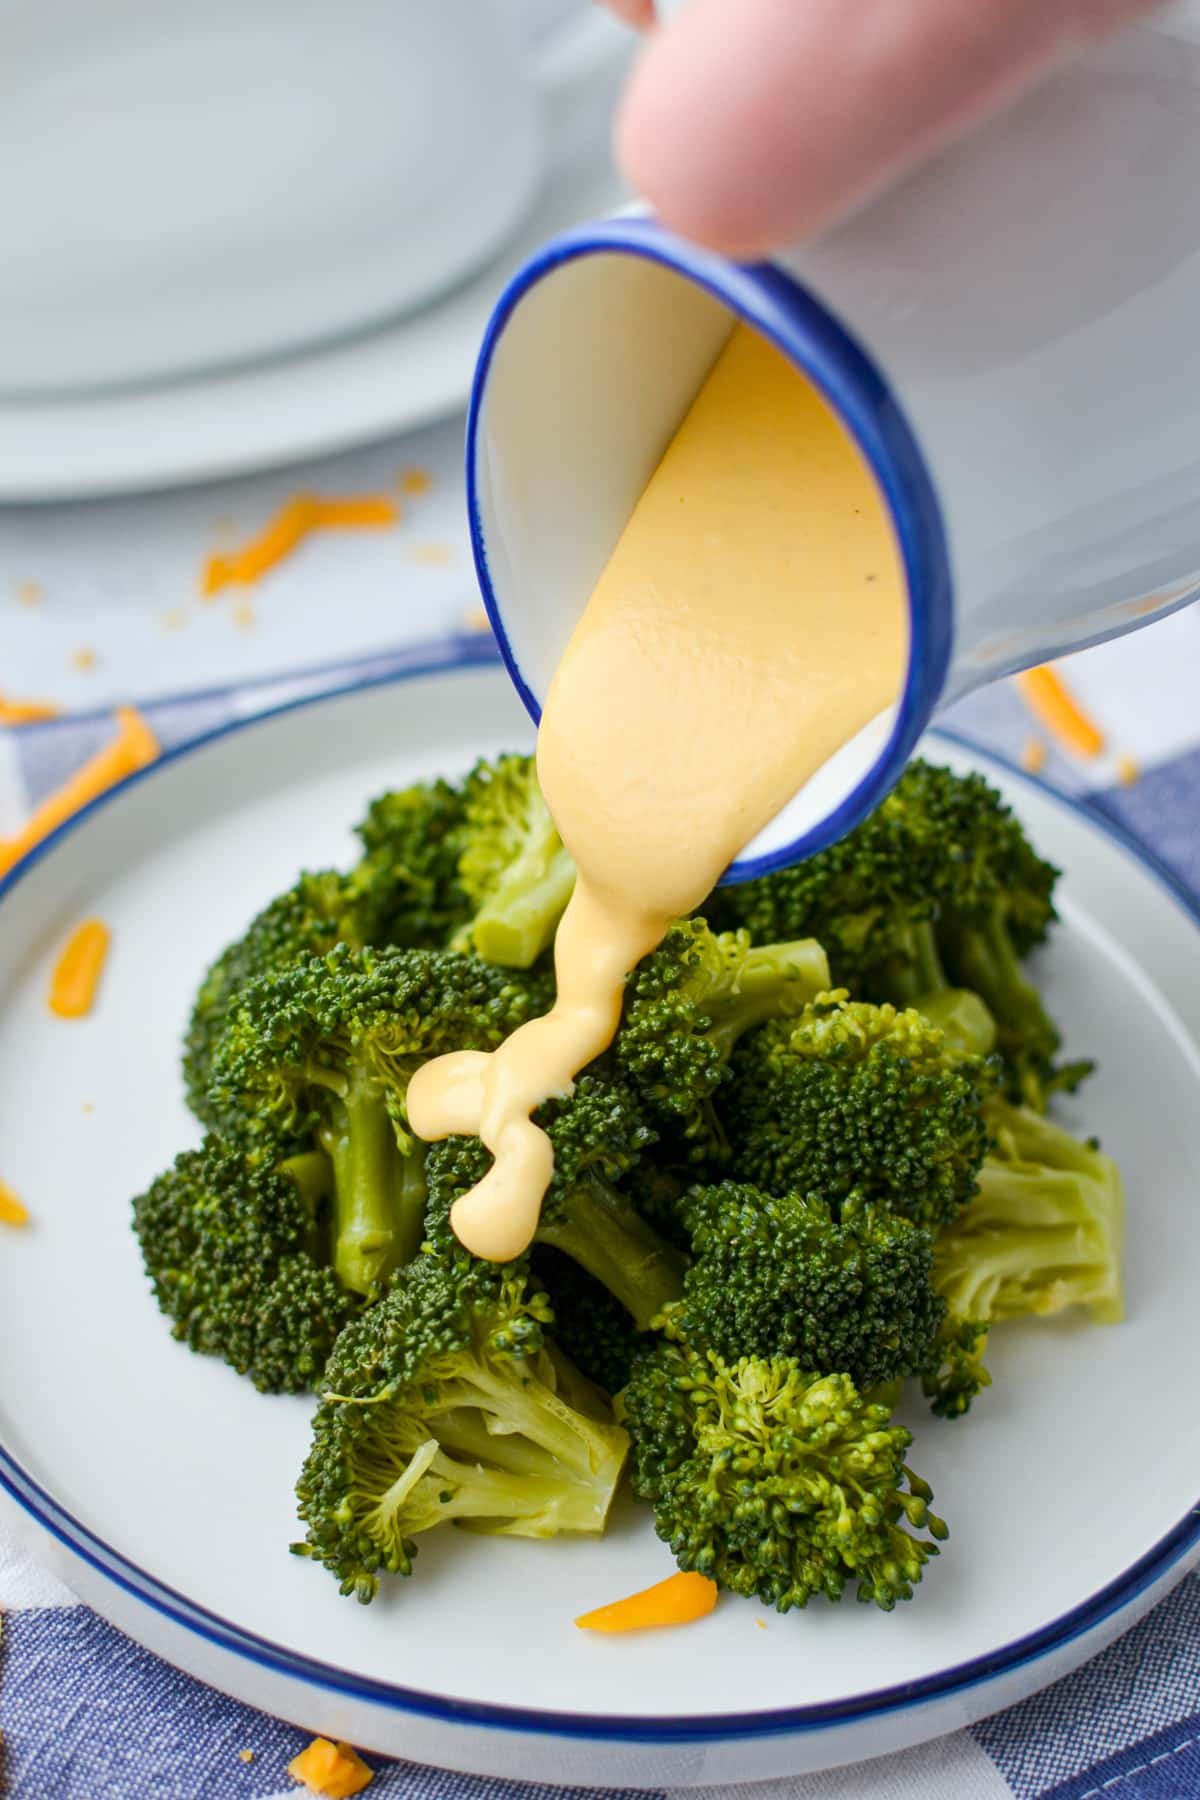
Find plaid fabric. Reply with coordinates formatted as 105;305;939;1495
1;614;1199;1799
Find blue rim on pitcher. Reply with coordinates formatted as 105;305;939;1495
464;213;955;882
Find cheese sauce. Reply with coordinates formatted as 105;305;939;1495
407;322;907;1261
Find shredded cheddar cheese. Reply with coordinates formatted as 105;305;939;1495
70;647;98;673
203;493;399;595
15;580;43;607
287;1737;373;1796
237;1748;255;1764
49;919;111;1018
1015;666;1105;759
399;467;431;496
0;693;61;725
0;705;159;882
0;1181;29;1227
1116;753;1141;787
1020;737;1047;775
575;1571;718;1633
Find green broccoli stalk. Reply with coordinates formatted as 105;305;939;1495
725;994;991;1231
132;1135;359;1393
292;1258;629;1601
662;1182;945;1393
209;944;549;1297
617;919;831;1161
531;1247;648;1397
450;754;576;968
922;1099;1124;1417
424;1072;686;1330
622;1342;946;1612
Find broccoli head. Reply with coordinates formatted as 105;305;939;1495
708;758;1082;1094
292;1256;629;1601
450;754;576;969
662;1181;945;1392
923;1099;1124;1416
726;994;991;1231
209;945;549;1297
623;1342;946;1611
424;1071;686;1330
132;1135;358;1393
183;870;351;1128
347;776;472;950
616;919;830;1162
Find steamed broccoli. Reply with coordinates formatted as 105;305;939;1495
922;1099;1124;1416
209;945;549;1296
183;870;351;1128
292;1256;629;1601
425;1071;686;1330
726;994;991;1231
623;1343;946;1611
662;1181;945;1392
346;776;473;950
532;1247;648;1396
709;758;1085;1096
616;919;831;1162
451;754;576;968
132;1135;359;1393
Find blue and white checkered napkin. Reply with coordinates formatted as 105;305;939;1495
2;615;1200;1800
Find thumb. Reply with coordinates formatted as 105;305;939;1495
615;0;1157;256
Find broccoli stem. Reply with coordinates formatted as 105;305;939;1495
467;843;576;969
536;1176;686;1331
871;921;997;1058
277;1149;336;1263
940;910;1057;1074
323;1085;426;1296
706;940;831;1058
877;920;948;1008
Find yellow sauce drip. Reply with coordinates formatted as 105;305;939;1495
407;323;907;1261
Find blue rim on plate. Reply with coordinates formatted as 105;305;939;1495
464;214;955;883
1;644;1198;1746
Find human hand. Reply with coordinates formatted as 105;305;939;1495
604;0;1159;255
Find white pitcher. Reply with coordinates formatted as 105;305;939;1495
467;6;1200;879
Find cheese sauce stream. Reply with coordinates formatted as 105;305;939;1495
407;322;907;1261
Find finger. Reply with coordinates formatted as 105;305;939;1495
616;0;1159;255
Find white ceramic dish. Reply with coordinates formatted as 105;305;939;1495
1;649;1198;1789
0;59;628;503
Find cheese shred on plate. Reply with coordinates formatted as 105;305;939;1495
0;1181;29;1227
49;919;111;1019
287;1737;373;1796
203;493;399;595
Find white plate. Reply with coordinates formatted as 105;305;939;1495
0;65;628;503
1;650;1199;1790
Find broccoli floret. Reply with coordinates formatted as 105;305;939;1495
347;777;472;949
449;754;576;968
662;1182;945;1392
425;1072;686;1330
292;1257;629;1601
709;758;1081;1091
209;945;548;1297
726;994;991;1231
132;1135;359;1393
616;919;830;1162
532;1247;648;1396
183;871;352;1128
623;1343;946;1612
922;1099;1124;1417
